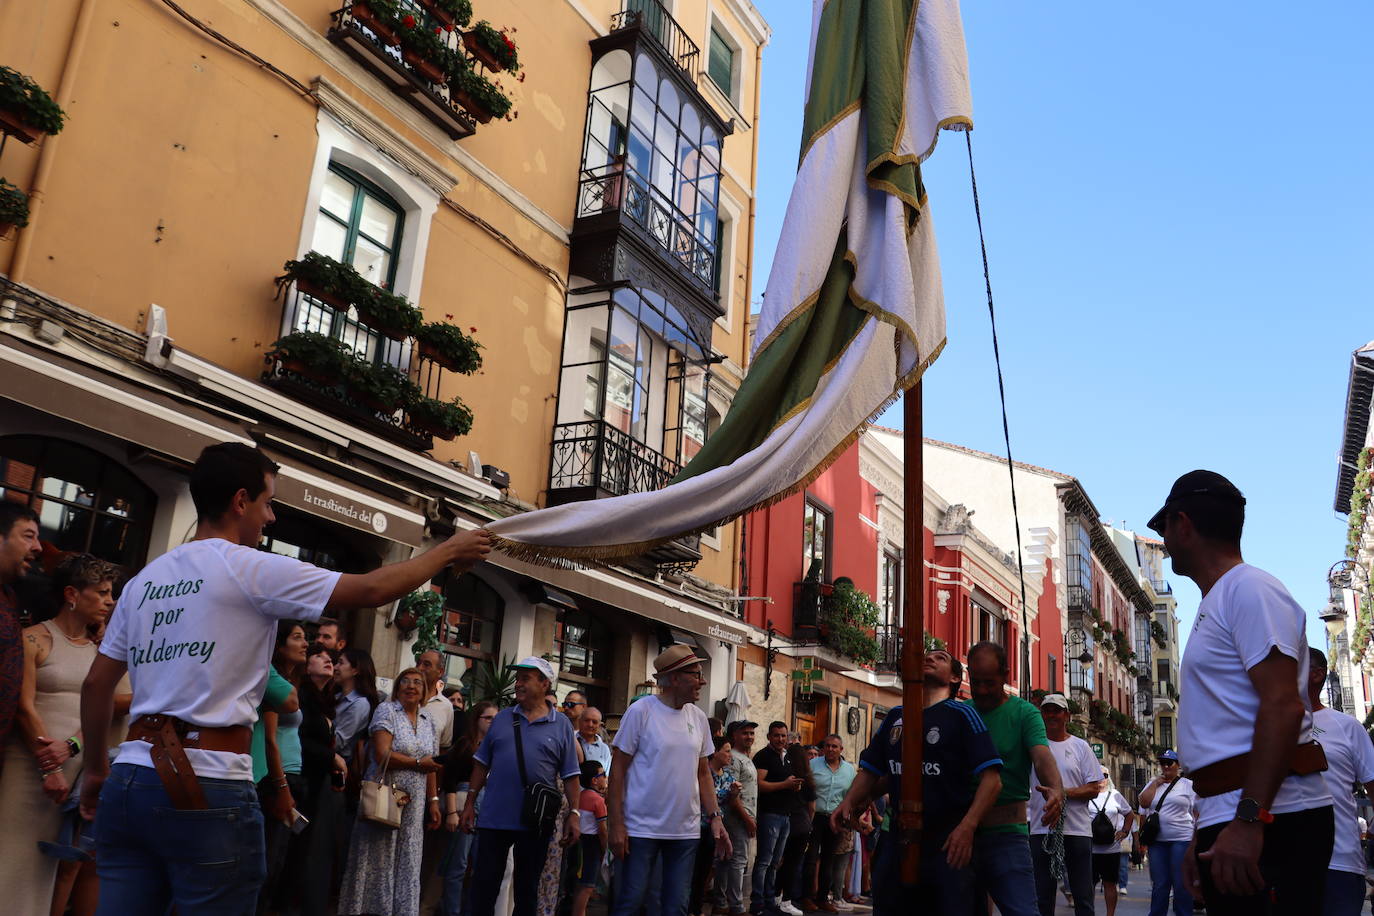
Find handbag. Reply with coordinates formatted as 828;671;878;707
513;713;563;835
359;746;409;829
1138;777;1178;846
1089;797;1116;845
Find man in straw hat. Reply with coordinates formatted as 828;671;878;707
608;644;731;915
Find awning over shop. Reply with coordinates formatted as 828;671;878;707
487;550;749;648
269;456;427;548
0;336;254;463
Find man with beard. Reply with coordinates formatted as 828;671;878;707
830;648;1002;913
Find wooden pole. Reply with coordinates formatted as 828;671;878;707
899;382;924;884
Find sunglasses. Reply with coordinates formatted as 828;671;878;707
562;699;584;708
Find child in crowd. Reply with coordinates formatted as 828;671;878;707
571;760;608;916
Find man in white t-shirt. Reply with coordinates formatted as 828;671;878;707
1306;647;1374;915
1027;693;1103;916
78;442;491;914
1149;470;1333;915
608;645;730;916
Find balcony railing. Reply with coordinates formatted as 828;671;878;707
1067;584;1090;611
327;2;476;140
612;0;701;76
263;281;442;451
875;624;902;673
576;163;717;296
549;419;682;498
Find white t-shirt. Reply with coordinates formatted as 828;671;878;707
1029;734;1101;837
1179;564;1331;828
425;693;455;750
101;539;339;781
1138;777;1198;843
1312;706;1374;875
612;696;713;839
1090;787;1132;854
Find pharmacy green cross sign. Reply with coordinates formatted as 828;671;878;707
792;657;823;695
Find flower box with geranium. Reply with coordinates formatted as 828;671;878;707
447;63;510;122
0;66;66;144
355;286;422;341
419;0;471;30
279;251;373;310
463;21;518;72
350;0;402;46
416;322;482;373
343;358;419;413
265;332;353;385
0;179;29;237
408;396;473;440
397;14;449;83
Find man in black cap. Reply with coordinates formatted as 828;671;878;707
1149;470;1333;915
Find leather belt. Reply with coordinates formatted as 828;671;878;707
126;715;252;810
979;800;1027;828
1188;741;1328;798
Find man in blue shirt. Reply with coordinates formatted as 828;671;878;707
831;649;1002;914
461;657;582;916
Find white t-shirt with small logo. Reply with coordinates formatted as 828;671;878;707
612;696;713;840
1178;563;1331;828
1029;734;1100;837
1312;706;1374;875
1137;776;1198;843
100;539;339;781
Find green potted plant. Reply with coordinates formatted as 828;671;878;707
397;14;449;83
420;0;471;30
350;0;401;45
396;587;444;647
343;358;418;413
463;21;518;72
416;322;483;373
265;331;352;385
0;66;66;144
827;583;881;666
408;395;473;440
279;251;360;310
0;179;29;237
448;63;511;123
355;286;422;341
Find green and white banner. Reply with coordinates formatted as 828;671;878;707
490;0;971;562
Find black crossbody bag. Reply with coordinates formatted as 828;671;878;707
1138;778;1178;846
513;714;563;835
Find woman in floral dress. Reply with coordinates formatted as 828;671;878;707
340;667;441;916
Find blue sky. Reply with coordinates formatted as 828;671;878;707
748;0;1374;653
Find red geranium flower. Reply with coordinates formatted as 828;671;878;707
401;13;415;28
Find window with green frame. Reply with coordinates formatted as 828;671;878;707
300;163;406;364
707;26;734;96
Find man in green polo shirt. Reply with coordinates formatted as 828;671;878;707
962;641;1064;916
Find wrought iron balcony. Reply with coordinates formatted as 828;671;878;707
1067;584;1091;611
574;164;718;305
326;2;476;140
612;0;701;77
875;624;902;673
548;419;682;501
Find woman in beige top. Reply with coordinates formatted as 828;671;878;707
0;554;128;916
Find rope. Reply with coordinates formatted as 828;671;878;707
1047;810;1068;883
965;131;1032;692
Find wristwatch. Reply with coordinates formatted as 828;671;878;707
1234;797;1273;824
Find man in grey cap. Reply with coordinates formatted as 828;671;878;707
462;657;582;916
608;644;730;916
1151;470;1333;915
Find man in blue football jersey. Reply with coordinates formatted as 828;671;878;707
830;649;1002;914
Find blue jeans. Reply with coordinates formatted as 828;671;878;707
95;763;266;916
440;782;474;916
871;830;973;915
751;812;792;909
1324;869;1366;916
610;836;697;916
970;831;1038;916
1147;840;1194;916
1120;850;1130;888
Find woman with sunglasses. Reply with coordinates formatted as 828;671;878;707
1138;750;1198;916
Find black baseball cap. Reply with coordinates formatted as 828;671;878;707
726;719;759;737
1147;470;1245;534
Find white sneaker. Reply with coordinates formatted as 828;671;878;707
777;899;802;916
832;900;853;911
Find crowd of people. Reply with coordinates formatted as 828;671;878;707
0;447;1371;916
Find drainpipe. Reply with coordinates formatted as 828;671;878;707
6;0;99;282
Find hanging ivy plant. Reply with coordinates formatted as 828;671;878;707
827;582;881;666
402;588;445;658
